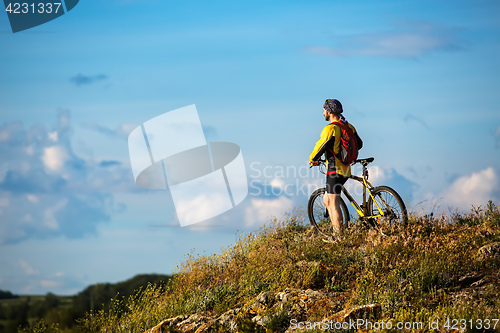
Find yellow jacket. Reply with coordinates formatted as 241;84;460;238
310;121;362;177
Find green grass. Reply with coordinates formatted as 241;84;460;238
24;202;500;332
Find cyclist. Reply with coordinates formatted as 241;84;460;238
309;99;363;242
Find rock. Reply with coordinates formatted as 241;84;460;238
470;276;490;287
458;274;485;287
146;315;190;333
476;242;500;259
329;303;382;322
257;291;271;305
194;319;218;333
278;289;292;303
252;314;270;326
145;288;348;333
218;308;239;324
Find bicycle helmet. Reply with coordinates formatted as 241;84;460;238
323;99;343;114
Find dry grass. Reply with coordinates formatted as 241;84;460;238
68;202;500;332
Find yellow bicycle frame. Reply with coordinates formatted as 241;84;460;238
341;174;385;220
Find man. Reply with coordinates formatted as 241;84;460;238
309;99;363;241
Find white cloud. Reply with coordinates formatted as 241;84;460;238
0;111;134;244
305;21;462;59
42;145;69;172
174;193;232;227
121;123;137;135
43;199;67;230
270;178;286;190
25;145;35;156
364;165;386;184
441;167;499;208
244;197;294;227
48;131;58;142
0;126;13;143
40;280;58;289
83;121;138;138
298;178;324;197
27;194;39;203
20;260;39;275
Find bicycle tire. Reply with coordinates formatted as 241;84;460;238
367;186;408;233
307;188;350;236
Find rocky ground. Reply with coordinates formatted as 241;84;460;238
145;288;381;332
144;241;500;333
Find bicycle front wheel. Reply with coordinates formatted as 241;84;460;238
367;186;408;233
307;188;350;236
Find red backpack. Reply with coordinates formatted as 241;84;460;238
332;121;359;165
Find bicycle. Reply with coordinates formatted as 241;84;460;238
307;157;408;236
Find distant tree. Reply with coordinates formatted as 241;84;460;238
0;274;171;332
0;290;17;299
6;298;30;331
72;274;171;315
44;293;59;309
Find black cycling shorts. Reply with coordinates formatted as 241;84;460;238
325;173;348;195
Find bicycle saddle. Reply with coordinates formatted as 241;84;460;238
353;157;375;165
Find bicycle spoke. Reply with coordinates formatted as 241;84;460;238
312;194;332;233
368;186;407;235
308;188;350;236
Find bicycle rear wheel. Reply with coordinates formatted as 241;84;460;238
367;186;408;234
307;188;350;236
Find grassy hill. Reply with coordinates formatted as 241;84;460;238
15;202;500;332
73;203;500;333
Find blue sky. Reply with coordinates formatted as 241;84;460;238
1;0;499;295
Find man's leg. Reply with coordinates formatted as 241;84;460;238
323;192;343;235
324;174;347;236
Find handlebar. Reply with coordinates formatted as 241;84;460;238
311;157;375;167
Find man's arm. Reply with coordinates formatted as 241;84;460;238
310;125;335;162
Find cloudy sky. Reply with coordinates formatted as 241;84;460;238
1;0;499;295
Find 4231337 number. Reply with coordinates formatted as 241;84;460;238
5;2;62;14
3;0;79;33
444;318;499;330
